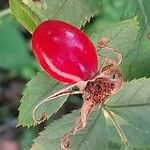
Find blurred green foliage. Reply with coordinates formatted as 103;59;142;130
0;10;40;79
0;8;39;150
0;14;30;70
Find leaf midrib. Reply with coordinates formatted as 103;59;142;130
107;102;150;108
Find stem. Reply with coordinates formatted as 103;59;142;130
103;106;130;150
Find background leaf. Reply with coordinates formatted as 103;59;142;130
18;72;68;127
10;0;101;32
104;78;150;148
9;0;41;33
86;0;150;81
0;13;32;72
89;17;139;81
31;107;108;150
106;113;150;149
119;0;150;81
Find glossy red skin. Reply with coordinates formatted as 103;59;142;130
32;20;98;84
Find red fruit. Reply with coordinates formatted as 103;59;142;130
32;20;98;84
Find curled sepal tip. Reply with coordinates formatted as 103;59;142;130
32;111;47;124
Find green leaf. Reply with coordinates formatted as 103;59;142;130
9;0;41;33
119;0;150;81
0;14;32;71
87;0;150;81
31;107;108;150
18;72;68;127
14;0;100;32
85;0;130;34
20;128;37;150
22;73;150;149
106;78;150;135
106;113;150;149
89;17;139;81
